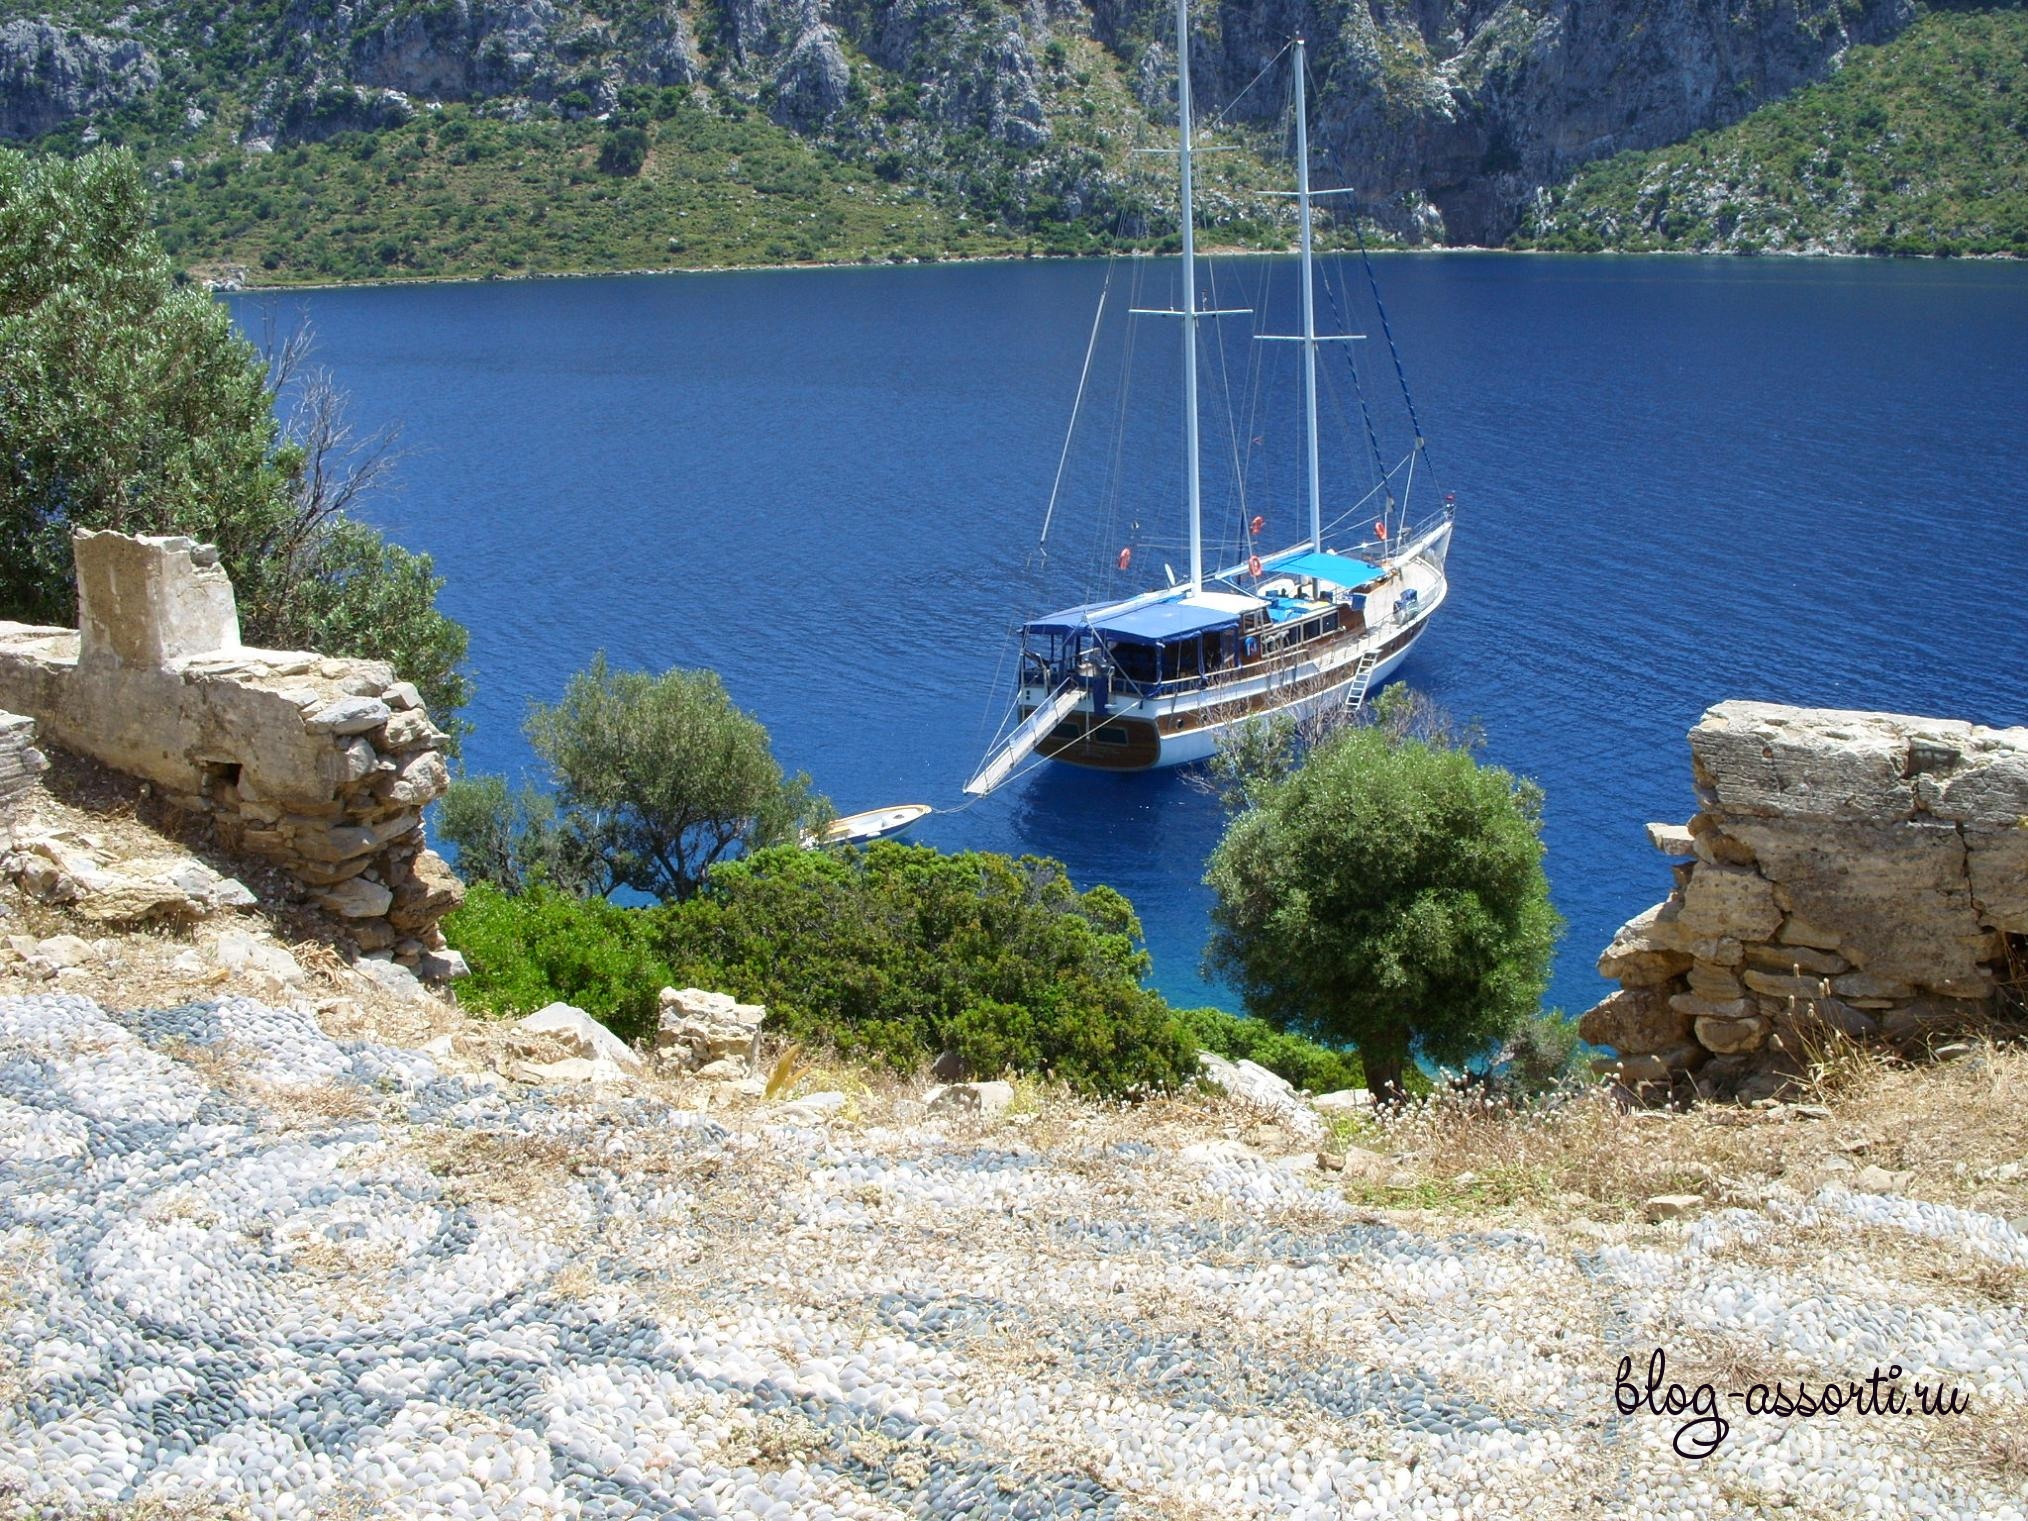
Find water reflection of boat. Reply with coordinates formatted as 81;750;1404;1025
965;13;1454;799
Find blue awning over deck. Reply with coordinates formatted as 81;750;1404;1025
1095;601;1247;643
1027;593;1260;644
1274;551;1386;590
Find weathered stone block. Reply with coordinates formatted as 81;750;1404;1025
73;530;239;670
1596;902;1694;986
318;875;393;919
1675;864;1784;944
1645;822;1695;858
1577;987;1694;1055
305;696;391;736
1743;942;1848;976
657;987;766;1071
1689;701;1937;822
1695;1014;1770;1054
1670;992;1755;1021
1685;960;1745;1000
1741;968;1834;1000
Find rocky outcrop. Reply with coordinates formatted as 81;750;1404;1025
0;20;158;140
0;531;463;974
3;0;1921;245
1583;701;2027;1103
346;0;562;101
771;24;852;130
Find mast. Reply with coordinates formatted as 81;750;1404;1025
1295;39;1322;553
1176;0;1203;593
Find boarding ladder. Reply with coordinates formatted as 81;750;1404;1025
1340;647;1382;718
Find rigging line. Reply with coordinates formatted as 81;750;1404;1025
1203;258;1253;552
1237;255;1274;552
1204;39;1295;135
1039;266;1114;549
1096;258;1145;597
1322;273;1390;493
1349;215;1433;470
1319;452;1414;539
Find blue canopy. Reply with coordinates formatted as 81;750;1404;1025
1024;600;1118;637
1274;551;1385;590
1095;601;1246;643
1028;596;1252;644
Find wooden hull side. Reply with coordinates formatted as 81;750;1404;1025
1033;715;1164;770
1036;615;1431;774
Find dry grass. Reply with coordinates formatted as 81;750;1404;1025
1336;1038;2028;1224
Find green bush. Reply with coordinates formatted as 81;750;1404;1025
597;126;648;177
442;882;676;1045
441;828;1424;1100
1175;1006;1367;1094
659;844;1199;1094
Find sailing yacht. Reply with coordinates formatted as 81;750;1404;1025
965;16;1455;798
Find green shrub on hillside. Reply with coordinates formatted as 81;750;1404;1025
659;844;1198;1093
445;883;676;1044
443;840;1383;1099
1520;7;2028;256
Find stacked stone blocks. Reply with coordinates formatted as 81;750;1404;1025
1583;701;2028;1102
0;531;462;969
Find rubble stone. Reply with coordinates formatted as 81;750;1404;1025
656;987;766;1072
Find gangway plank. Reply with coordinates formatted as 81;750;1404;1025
964;684;1083;797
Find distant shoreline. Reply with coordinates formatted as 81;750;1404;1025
205;240;2016;296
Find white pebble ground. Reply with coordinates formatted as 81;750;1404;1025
1;993;2022;1519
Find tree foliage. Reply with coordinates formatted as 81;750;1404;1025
0;147;472;731
1203;697;1561;1099
442;654;828;901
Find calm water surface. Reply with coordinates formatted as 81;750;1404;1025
231;254;2028;1019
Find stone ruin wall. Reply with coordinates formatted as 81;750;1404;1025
1583;700;2028;1103
0;530;463;971
0;712;48;846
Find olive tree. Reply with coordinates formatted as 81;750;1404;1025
0;147;470;732
442;654;829;901
1203;701;1560;1100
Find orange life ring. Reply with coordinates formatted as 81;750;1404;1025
1248;555;1262;578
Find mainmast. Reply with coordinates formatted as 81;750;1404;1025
1295;38;1322;553
1176;0;1203;593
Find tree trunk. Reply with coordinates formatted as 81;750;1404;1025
1363;1033;1412;1105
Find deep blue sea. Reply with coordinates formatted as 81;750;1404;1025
230;254;2028;1020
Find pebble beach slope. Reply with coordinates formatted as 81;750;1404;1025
1;992;2023;1520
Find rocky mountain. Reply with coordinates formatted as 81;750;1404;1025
0;0;1929;251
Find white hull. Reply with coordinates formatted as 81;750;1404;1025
1007;523;1452;777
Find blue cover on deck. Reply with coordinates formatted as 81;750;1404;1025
1094;601;1246;643
1028;598;1245;643
1275;551;1386;590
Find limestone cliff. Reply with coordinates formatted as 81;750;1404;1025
0;0;1918;246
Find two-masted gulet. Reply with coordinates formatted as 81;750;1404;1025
964;20;1455;799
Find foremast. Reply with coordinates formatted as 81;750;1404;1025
1175;0;1204;592
1294;37;1321;553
